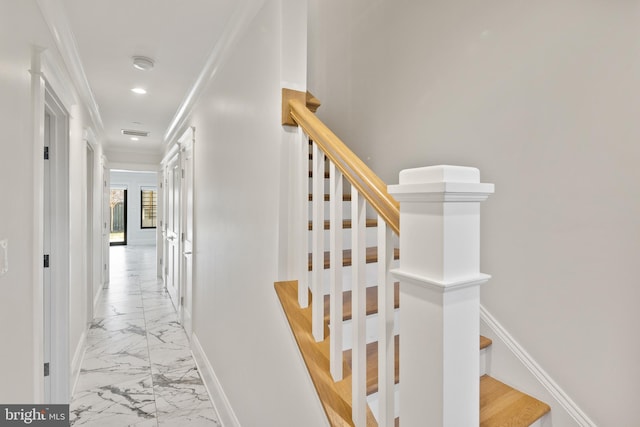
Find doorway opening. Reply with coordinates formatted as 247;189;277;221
109;188;127;245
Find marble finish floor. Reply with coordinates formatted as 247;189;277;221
70;245;221;426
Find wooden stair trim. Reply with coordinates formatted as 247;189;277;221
309;219;377;231
324;282;400;323
290;98;400;235
275;281;354;426
308;247;400;271
480;375;551;427
480;335;492;350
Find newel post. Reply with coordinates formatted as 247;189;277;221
388;165;494;427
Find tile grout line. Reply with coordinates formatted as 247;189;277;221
140;275;161;427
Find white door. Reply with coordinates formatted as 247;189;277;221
102;162;109;285
179;129;195;338
43;111;52;402
165;153;181;309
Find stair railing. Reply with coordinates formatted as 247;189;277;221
283;89;494;426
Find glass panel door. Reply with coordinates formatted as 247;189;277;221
110;188;127;245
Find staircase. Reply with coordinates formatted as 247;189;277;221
276;90;551;426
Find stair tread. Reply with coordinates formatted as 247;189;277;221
324;282;400;323
480;375;550;427
309;193;352;202
309;218;378;230
343;336;400;396
276;281;537;427
480;335;492;350
344;335;493;397
308;247;400;271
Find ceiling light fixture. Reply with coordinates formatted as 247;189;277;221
130;137;139;141
131;87;147;94
132;56;154;71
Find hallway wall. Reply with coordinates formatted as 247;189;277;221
0;0;102;403
308;1;640;425
180;0;327;425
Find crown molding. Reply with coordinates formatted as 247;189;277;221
36;0;104;137
163;0;267;145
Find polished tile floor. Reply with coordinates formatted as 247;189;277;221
70;245;220;426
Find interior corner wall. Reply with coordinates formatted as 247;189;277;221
307;1;640;426
185;0;327;425
110;170;158;246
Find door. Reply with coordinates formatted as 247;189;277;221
102;162;110;285
43;111;52;402
110;188;127;245
165;153;181;309
86;143;94;324
179;129;194;338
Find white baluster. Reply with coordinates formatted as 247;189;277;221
351;189;367;426
298;129;309;308
329;162;343;380
311;142;325;341
377;219;395;427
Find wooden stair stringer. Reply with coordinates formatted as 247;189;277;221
275;280;356;427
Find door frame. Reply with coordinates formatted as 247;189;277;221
178;127;195;338
32;47;72;403
109;188;128;246
85;139;95;325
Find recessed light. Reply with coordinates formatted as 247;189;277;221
130;137;139;141
132;56;154;71
131;87;147;95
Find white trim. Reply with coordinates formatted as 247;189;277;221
31;47;47;404
93;281;104;314
36;0;104;135
108;162;160;172
70;330;87;397
83;127;98;148
191;333;241;427
163;0;267;144
161;142;181;166
40;50;76;113
391;269;490;293
480;305;597;427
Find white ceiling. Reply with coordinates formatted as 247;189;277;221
61;0;237;154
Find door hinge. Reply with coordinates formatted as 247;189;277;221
180;296;184;306
44;362;50;377
181;232;184;242
44;254;50;268
181;169;185;178
160;182;163;189
44;146;49;160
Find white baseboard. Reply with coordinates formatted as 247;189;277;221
191;332;240;427
480;305;597;427
93;283;104;314
70;330;87;398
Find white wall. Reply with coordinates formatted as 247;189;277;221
0;0;101;403
308;1;640;426
110;170;158;246
181;0;328;425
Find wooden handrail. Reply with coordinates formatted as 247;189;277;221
289;98;400;235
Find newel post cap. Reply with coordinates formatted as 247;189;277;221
388;165;494;202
